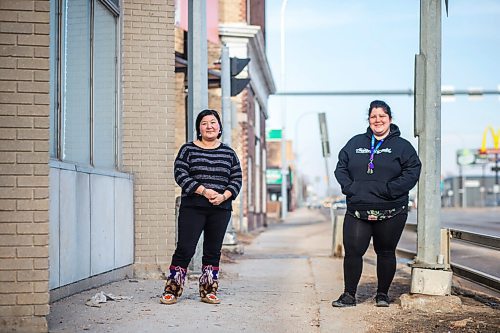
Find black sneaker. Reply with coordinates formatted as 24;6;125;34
375;293;390;307
332;292;356;307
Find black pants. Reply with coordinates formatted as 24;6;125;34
171;206;231;269
342;212;407;295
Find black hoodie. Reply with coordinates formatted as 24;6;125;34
334;124;421;211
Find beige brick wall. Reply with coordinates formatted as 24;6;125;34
121;0;177;278
0;0;50;332
174;72;186;152
219;0;246;23
174;26;183;54
174;27;185;153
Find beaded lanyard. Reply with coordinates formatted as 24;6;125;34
367;134;384;174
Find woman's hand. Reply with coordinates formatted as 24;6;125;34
209;193;226;206
199;187;219;200
203;188;219;199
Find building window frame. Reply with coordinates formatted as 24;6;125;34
247;156;254;211
50;0;120;170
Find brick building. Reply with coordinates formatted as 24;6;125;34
1;0;177;331
0;0;273;331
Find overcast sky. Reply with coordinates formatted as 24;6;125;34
265;0;500;197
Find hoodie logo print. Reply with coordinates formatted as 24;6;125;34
355;148;392;154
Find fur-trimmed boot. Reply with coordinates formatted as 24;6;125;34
160;265;187;305
199;265;220;304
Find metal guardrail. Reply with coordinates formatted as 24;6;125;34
402;223;500;292
448;229;500;250
451;263;500;292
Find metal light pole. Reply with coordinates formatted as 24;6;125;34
411;0;452;295
221;44;238;246
280;0;289;219
187;0;208;139
187;0;208;272
221;45;231;145
414;0;442;268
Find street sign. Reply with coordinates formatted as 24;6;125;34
464;179;480;188
491;166;500;172
480;126;500;154
456;149;475;166
267;129;282;140
266;169;282;185
474;154;489;164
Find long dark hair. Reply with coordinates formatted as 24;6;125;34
195;109;223;139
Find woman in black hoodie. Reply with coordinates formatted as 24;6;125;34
332;100;421;308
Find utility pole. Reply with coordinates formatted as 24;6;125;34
187;0;208;272
280;0;289;220
187;0;208;140
411;0;452;295
221;45;231;145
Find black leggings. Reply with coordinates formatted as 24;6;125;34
342;212;407;295
171;206;231;269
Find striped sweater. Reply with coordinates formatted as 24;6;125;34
174;142;242;210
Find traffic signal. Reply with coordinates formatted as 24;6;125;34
230;57;250;96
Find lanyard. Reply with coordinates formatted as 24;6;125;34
367;134;384;174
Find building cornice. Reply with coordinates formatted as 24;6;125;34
219;23;276;117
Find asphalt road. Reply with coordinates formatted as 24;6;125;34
407;207;500;237
402;208;499;279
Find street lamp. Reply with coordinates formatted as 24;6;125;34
280;0;289;219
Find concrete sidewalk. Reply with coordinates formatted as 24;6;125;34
48;208;349;332
47;208;499;332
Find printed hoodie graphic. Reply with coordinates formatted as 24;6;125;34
334;124;421;211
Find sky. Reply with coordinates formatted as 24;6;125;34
265;0;500;198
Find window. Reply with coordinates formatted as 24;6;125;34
61;0;91;164
93;0;117;169
247;156;253;211
49;0;119;169
254;141;261;213
262;148;267;213
49;0;58;156
254;102;261;213
254;101;260;139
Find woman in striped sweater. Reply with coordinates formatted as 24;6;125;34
160;109;242;305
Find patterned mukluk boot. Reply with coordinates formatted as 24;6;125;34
199;265;220;304
160;265;187;305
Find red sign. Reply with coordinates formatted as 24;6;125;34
478;148;500;155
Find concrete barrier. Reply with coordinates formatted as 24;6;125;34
330;206;345;257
